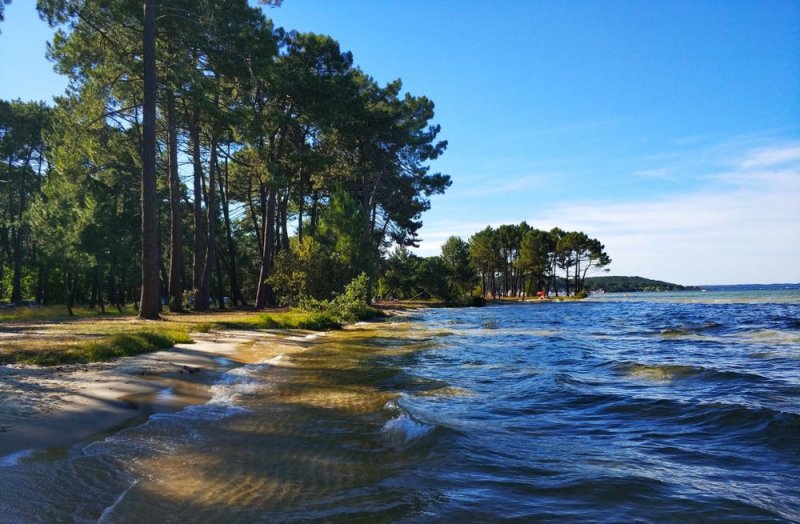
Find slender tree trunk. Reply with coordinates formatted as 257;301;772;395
65;273;74;317
199;134;218;310
89;269;98;309
218;155;245;306
214;246;225;309
95;264;105;313
255;186;276;308
246;178;260;254
10;228;22;302
9;183;25;301
189;114;207;310
250;181;265;255
35;264;45;304
297;168;305;244
166;90;184;311
138;0;161;320
109;253;119;311
309;189;319;239
279;190;290;252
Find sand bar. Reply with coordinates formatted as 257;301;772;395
0;330;292;463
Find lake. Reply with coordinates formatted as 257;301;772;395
2;289;799;522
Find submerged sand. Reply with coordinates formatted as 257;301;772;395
0;330;300;462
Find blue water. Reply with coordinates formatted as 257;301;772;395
387;292;800;521
2;290;798;522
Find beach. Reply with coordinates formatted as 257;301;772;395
0;329;300;463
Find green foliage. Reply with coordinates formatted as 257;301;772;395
236;311;341;331
444;295;486;307
8;1;456;313
298;272;376;324
583;276;695;292
440;236;473;296
463;223;610;298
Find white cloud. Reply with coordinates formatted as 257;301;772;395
739;143;800;169
632;167;675;181
417;141;800;285
457;174;550;197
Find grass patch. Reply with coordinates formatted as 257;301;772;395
0;304;137;323
1;325;192;366
211;310;344;332
0;304;385;367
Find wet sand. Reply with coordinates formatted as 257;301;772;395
0;330;296;463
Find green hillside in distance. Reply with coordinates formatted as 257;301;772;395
583;276;699;293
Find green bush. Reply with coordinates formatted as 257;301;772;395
297;273;376;324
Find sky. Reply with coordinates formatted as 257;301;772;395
1;1;799;285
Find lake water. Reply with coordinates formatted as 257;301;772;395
2;289;799;522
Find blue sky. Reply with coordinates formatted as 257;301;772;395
1;0;799;285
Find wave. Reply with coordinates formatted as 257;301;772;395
0;449;36;468
586;393;800;453
742;329;800;346
609;361;770;385
687;402;800;451
81;355;287;459
284;332;326;342
381;400;436;447
165;355;285;421
658;321;725;337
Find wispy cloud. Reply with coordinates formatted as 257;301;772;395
418;139;800;285
739;143;800;169
632;167;675;181
543;143;800;284
457;173;550;197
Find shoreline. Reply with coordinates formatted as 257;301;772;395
0;329;295;464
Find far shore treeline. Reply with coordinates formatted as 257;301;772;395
0;1;610;316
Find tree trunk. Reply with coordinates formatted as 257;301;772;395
95;265;105;313
166;90;184;312
279;190;290;252
89;269;98;309
65;273;75;317
10;226;22;302
255;186;276;308
309;189;319;239
248;178;263;256
189;113;207;310
218;155;245;306
215;246;225;309
138;0;161;320
297;168;305;244
109;253;120;311
35;266;43;304
199;134;218;310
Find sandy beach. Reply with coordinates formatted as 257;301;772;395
0;329;297;464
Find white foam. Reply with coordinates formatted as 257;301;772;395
149;357;284;422
381;412;434;444
0;449;36;467
285;332;325;341
97;479;140;523
155;387;174;402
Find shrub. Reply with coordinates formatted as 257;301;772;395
297;273;376;324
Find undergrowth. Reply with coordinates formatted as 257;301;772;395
2;327;192;366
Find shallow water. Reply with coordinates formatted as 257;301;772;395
1;290;799;522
